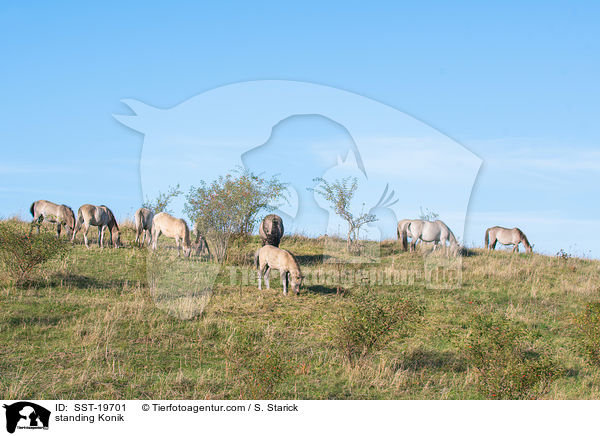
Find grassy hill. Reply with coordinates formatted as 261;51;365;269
1;219;599;399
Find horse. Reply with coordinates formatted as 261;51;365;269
134;207;154;247
485;226;532;253
72;204;121;248
29;200;76;238
259;214;284;247
397;219;424;251
255;245;303;295
401;219;459;255
151;212;191;257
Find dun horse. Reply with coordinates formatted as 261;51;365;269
400;219;459;255
259;214;284;247
397;219;423;251
151;212;191;257
255;245;303;295
134;207;154;247
29;200;75;238
72;204;121;248
485;226;532;253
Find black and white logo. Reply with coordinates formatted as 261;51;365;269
3;402;50;434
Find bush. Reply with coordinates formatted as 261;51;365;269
572;302;600;366
184;168;288;261
463;314;559;399
226;330;290;399
0;222;70;286
335;293;423;362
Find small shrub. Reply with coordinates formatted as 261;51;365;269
463;314;559;399
556;249;572;261
572;302;600;366
0;222;70;286
226;330;290;399
335;293;423;362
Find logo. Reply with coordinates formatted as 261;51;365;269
3;402;50;434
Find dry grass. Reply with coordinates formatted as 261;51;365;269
0;219;599;399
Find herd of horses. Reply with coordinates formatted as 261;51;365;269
28;200;534;295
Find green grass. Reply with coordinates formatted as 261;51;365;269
1;220;600;399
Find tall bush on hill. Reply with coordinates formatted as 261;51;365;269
184;168;288;261
310;177;377;252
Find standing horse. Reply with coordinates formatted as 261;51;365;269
151;212;191;257
485;226;532;253
397;219;424;251
134;207;154;247
29;200;75;238
255;245;303;295
72;204;121;248
402;219;459;255
259;214;284;247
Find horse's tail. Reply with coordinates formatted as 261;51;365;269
484;228;490;249
29;202;36;217
254;249;260;270
399;222;408;251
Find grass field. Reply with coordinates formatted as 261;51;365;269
1;219;600;400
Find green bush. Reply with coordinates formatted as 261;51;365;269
572;302;600;366
464;314;559;399
226;330;290;399
0;221;70;286
335;293;423;362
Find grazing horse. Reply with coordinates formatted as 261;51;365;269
134;207;154;247
151;212;191;257
401;219;459;255
29;200;76;238
72;204;121;248
259;214;284;247
485;226;532;253
397;219;424;251
255;245;303;295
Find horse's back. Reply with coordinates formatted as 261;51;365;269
153;212;187;237
259;245;299;272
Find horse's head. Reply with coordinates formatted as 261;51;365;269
112;230;122;248
290;272;304;295
63;206;76;233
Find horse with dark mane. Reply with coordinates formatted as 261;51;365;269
29;200;76;238
400;219;459;256
259;214;284;247
134;207;154;247
151;212;191;257
485;226;532;253
72;204;121;248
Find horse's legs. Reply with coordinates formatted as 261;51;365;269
56;223;61;239
513;244;519;253
281;270;288;295
83;224;90;249
264;267;271;289
490;238;497;250
152;230;160;250
257;265;263;290
176;236;181;256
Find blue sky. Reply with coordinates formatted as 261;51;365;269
1;2;599;257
